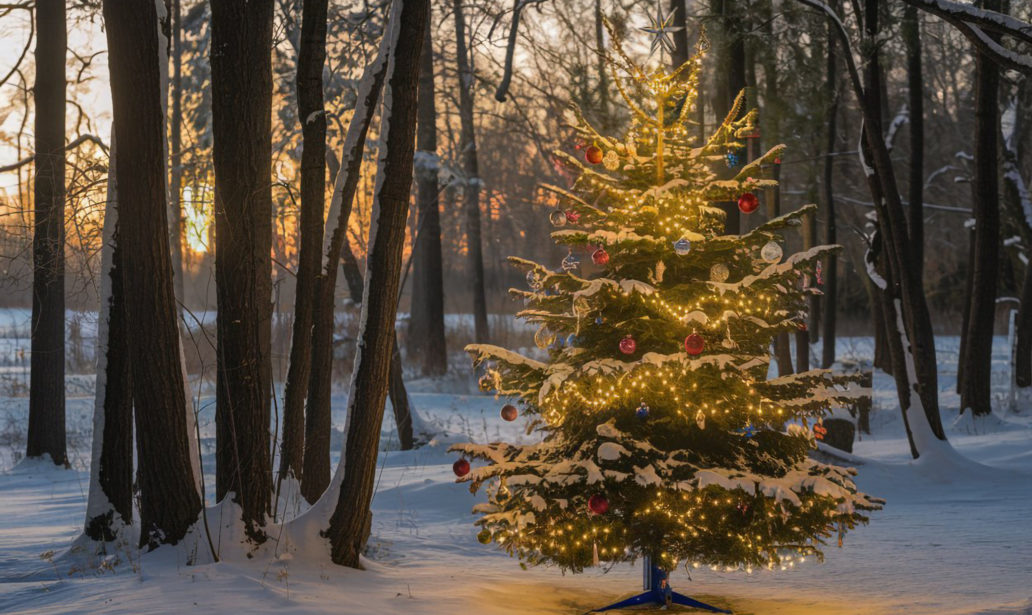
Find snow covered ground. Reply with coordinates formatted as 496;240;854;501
0;336;1030;615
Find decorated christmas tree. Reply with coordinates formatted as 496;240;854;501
450;21;882;579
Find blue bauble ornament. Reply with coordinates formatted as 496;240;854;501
595;315;605;325
636;402;650;420
565;334;579;347
673;238;692;256
726;152;740;168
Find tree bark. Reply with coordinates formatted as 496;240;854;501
85;136;134;542
797;210;815;372
714;0;744;235
453;0;490;343
902;4;924;287
27;0;67;467
339;231;415;452
860;0;945;445
210;0;274;538
327;0;428;567
407;22;447;378
822;3;840;369
302;35;392;504
768;163;793;375
102;0;202;547
1008;80;1032;387
170;0;185;310
669;0;689;68
280;0;328;485
959;0;1002;417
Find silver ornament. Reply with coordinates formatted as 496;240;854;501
549;210;567;227
526;270;544;291
710;263;730;282
761;241;783;263
561;251;580;272
673;238;692;256
534;326;555;350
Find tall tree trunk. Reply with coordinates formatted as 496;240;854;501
170;0;185;310
821;3;840;369
103;0;202;548
85;136;134;542
597;0;611;127
453;0;489;343
326;0;428;567
1008;79;1032;387
959;0;1002;416
27;0;67;467
210;0;274;539
768;163;793;375
714;0;744;234
302;35;392;504
902;4;924;287
859;0;945;448
408;22;447;378
280;0;328;485
669;0;689;68
798;209;815;372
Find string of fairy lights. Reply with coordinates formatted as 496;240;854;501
450;13;880;577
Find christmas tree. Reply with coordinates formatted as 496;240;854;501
450;22;881;576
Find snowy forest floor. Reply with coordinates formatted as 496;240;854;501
0;336;1030;615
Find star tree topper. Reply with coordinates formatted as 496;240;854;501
639;2;684;61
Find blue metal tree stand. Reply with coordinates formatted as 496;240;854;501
589;558;731;613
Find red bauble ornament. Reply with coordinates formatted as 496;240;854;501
798;322;808;332
737;192;759;214
565;210;581;224
588;493;609;515
619;335;637;355
592;247;610;266
585;145;604;164
453;458;470;477
684;332;705;355
500;404;518;422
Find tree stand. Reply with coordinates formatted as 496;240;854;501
590;558;731;613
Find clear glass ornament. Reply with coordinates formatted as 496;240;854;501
534;326;555;350
549;210;567;227
760;241;783;263
561;251;580;272
673;238;691;256
526;270;544;291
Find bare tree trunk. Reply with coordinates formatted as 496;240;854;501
1008;80;1032;387
822;3;840;369
280;0;328;485
797;210;815;372
210;0;274;539
768;163;793;375
85;136;134;542
959;0;1002;417
170;0;185;310
902;3;924;287
669;0;689;68
453;0;489;343
103;0;202;547
327;0;428;567
302;37;392;504
27;0;67;467
408;22;447;378
860;0;944;445
714;0;744;234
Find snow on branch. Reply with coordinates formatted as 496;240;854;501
900;0;1032;47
